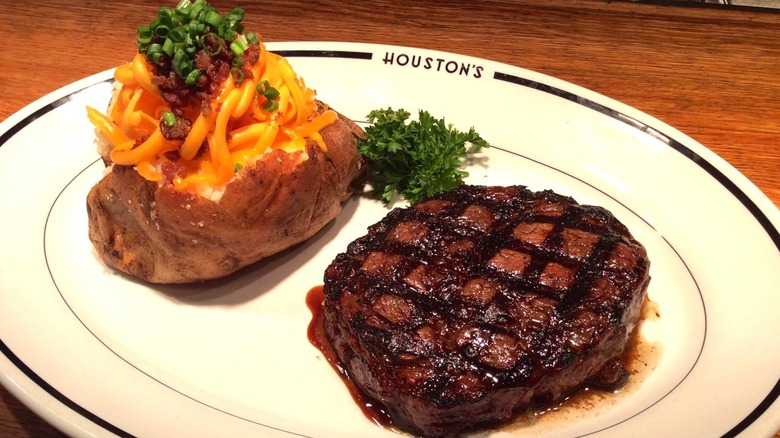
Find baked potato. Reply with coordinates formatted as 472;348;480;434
85;1;364;283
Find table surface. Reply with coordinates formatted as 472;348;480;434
1;1;778;437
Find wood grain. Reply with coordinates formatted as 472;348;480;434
0;0;778;436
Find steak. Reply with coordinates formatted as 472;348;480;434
322;185;650;437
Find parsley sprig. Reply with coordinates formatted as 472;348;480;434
358;108;489;205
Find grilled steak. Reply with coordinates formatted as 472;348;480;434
322;185;650;437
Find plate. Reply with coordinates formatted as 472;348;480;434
0;42;778;438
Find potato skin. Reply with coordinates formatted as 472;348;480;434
86;110;365;283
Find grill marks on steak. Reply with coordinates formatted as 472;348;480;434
322;185;650;437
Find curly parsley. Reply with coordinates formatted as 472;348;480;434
358;108;489;205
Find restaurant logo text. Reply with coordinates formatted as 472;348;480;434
383;52;484;78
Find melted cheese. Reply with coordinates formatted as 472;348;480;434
87;41;337;198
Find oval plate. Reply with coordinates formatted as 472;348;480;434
0;42;778;438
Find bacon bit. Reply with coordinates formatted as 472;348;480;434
161;160;188;183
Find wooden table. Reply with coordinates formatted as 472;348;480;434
1;1;778;437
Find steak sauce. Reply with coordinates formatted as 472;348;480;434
307;285;660;434
306;286;397;431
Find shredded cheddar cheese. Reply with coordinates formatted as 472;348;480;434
87;38;336;196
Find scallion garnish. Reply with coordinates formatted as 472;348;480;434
172;50;188;75
262;100;279;112
256;80;279;99
264;87;279;101
154;25;170;38
136;26;153;50
229;38;248;57
169;27;187;43
161;38;175;56
202;36;222;56
162;111;177;126
256;80;280;112
230;67;244;84
185;69;202;85
204;10;222;27
137;0;256;85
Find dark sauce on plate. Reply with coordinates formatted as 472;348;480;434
496;298;661;433
306;285;661;434
306;286;399;431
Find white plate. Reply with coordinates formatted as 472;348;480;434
0;42;778;438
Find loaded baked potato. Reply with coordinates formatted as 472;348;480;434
85;1;364;283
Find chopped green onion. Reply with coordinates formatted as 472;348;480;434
262;99;279;112
176;0;193;11
147;43;164;64
172;50;187;74
258;79;281;112
257;80;280;101
158;7;175;21
188;3;204;19
136;27;152;51
230;39;247;57
188;20;205;35
229;44;242;57
154;25;170;38
230;67;244;84
148;51;163;65
201;34;221;55
224;8;244;26
204;10;222;27
221;27;236;41
139;1;254;85
161;38;175;56
162;112;177;126
184;42;198;56
185;69;202;85
264;86;279;100
169;27;187;42
137;25;152;42
234;163;243;173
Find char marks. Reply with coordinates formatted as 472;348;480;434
322;185;650;437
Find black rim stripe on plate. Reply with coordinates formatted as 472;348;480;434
613;0;780;14
0;78;136;437
0;48;776;437
0;338;134;437
0;95;76;148
493;70;780;438
0;80;136;437
272;49;374;59
493;71;780;251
